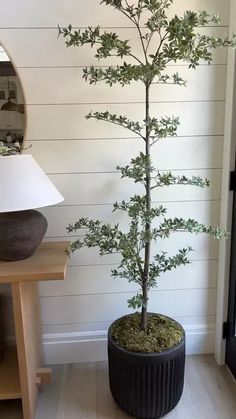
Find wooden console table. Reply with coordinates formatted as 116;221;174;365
0;241;69;419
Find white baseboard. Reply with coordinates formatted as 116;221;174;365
184;323;215;355
43;323;215;365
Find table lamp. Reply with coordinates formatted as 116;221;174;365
0;154;64;261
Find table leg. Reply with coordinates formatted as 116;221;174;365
11;281;43;419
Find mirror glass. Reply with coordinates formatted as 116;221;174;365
0;45;25;154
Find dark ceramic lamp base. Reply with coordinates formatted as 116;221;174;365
0;210;47;261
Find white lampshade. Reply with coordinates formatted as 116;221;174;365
0;154;64;212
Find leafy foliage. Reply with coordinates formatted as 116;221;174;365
60;0;233;330
86;112;179;142
0;142;20;155
0;142;12;155
66;155;228;311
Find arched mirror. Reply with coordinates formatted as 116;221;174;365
0;45;25;154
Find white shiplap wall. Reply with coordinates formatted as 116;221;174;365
0;0;230;362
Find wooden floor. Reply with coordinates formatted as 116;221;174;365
0;355;236;419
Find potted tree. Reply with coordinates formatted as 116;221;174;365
59;1;235;418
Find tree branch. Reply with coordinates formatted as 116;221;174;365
86;111;146;140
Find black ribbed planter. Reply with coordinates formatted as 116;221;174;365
108;314;185;419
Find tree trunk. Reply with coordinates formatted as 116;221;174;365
140;83;151;331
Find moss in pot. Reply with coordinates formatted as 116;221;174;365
59;1;235;417
110;312;183;353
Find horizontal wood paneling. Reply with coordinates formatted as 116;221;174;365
39;288;217;325
0;0;229;28
19;65;226;104
42;200;220;237
1;297;216;334
0;294;216;333
0;27;227;68
31;137;223;173
41;315;216;334
39;260;218;297
25;102;225;141
44;170;222;206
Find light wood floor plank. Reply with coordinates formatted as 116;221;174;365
57;363;97;419
0;355;236;419
176;357;218;419
191;355;236;419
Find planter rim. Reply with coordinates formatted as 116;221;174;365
108;312;185;358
